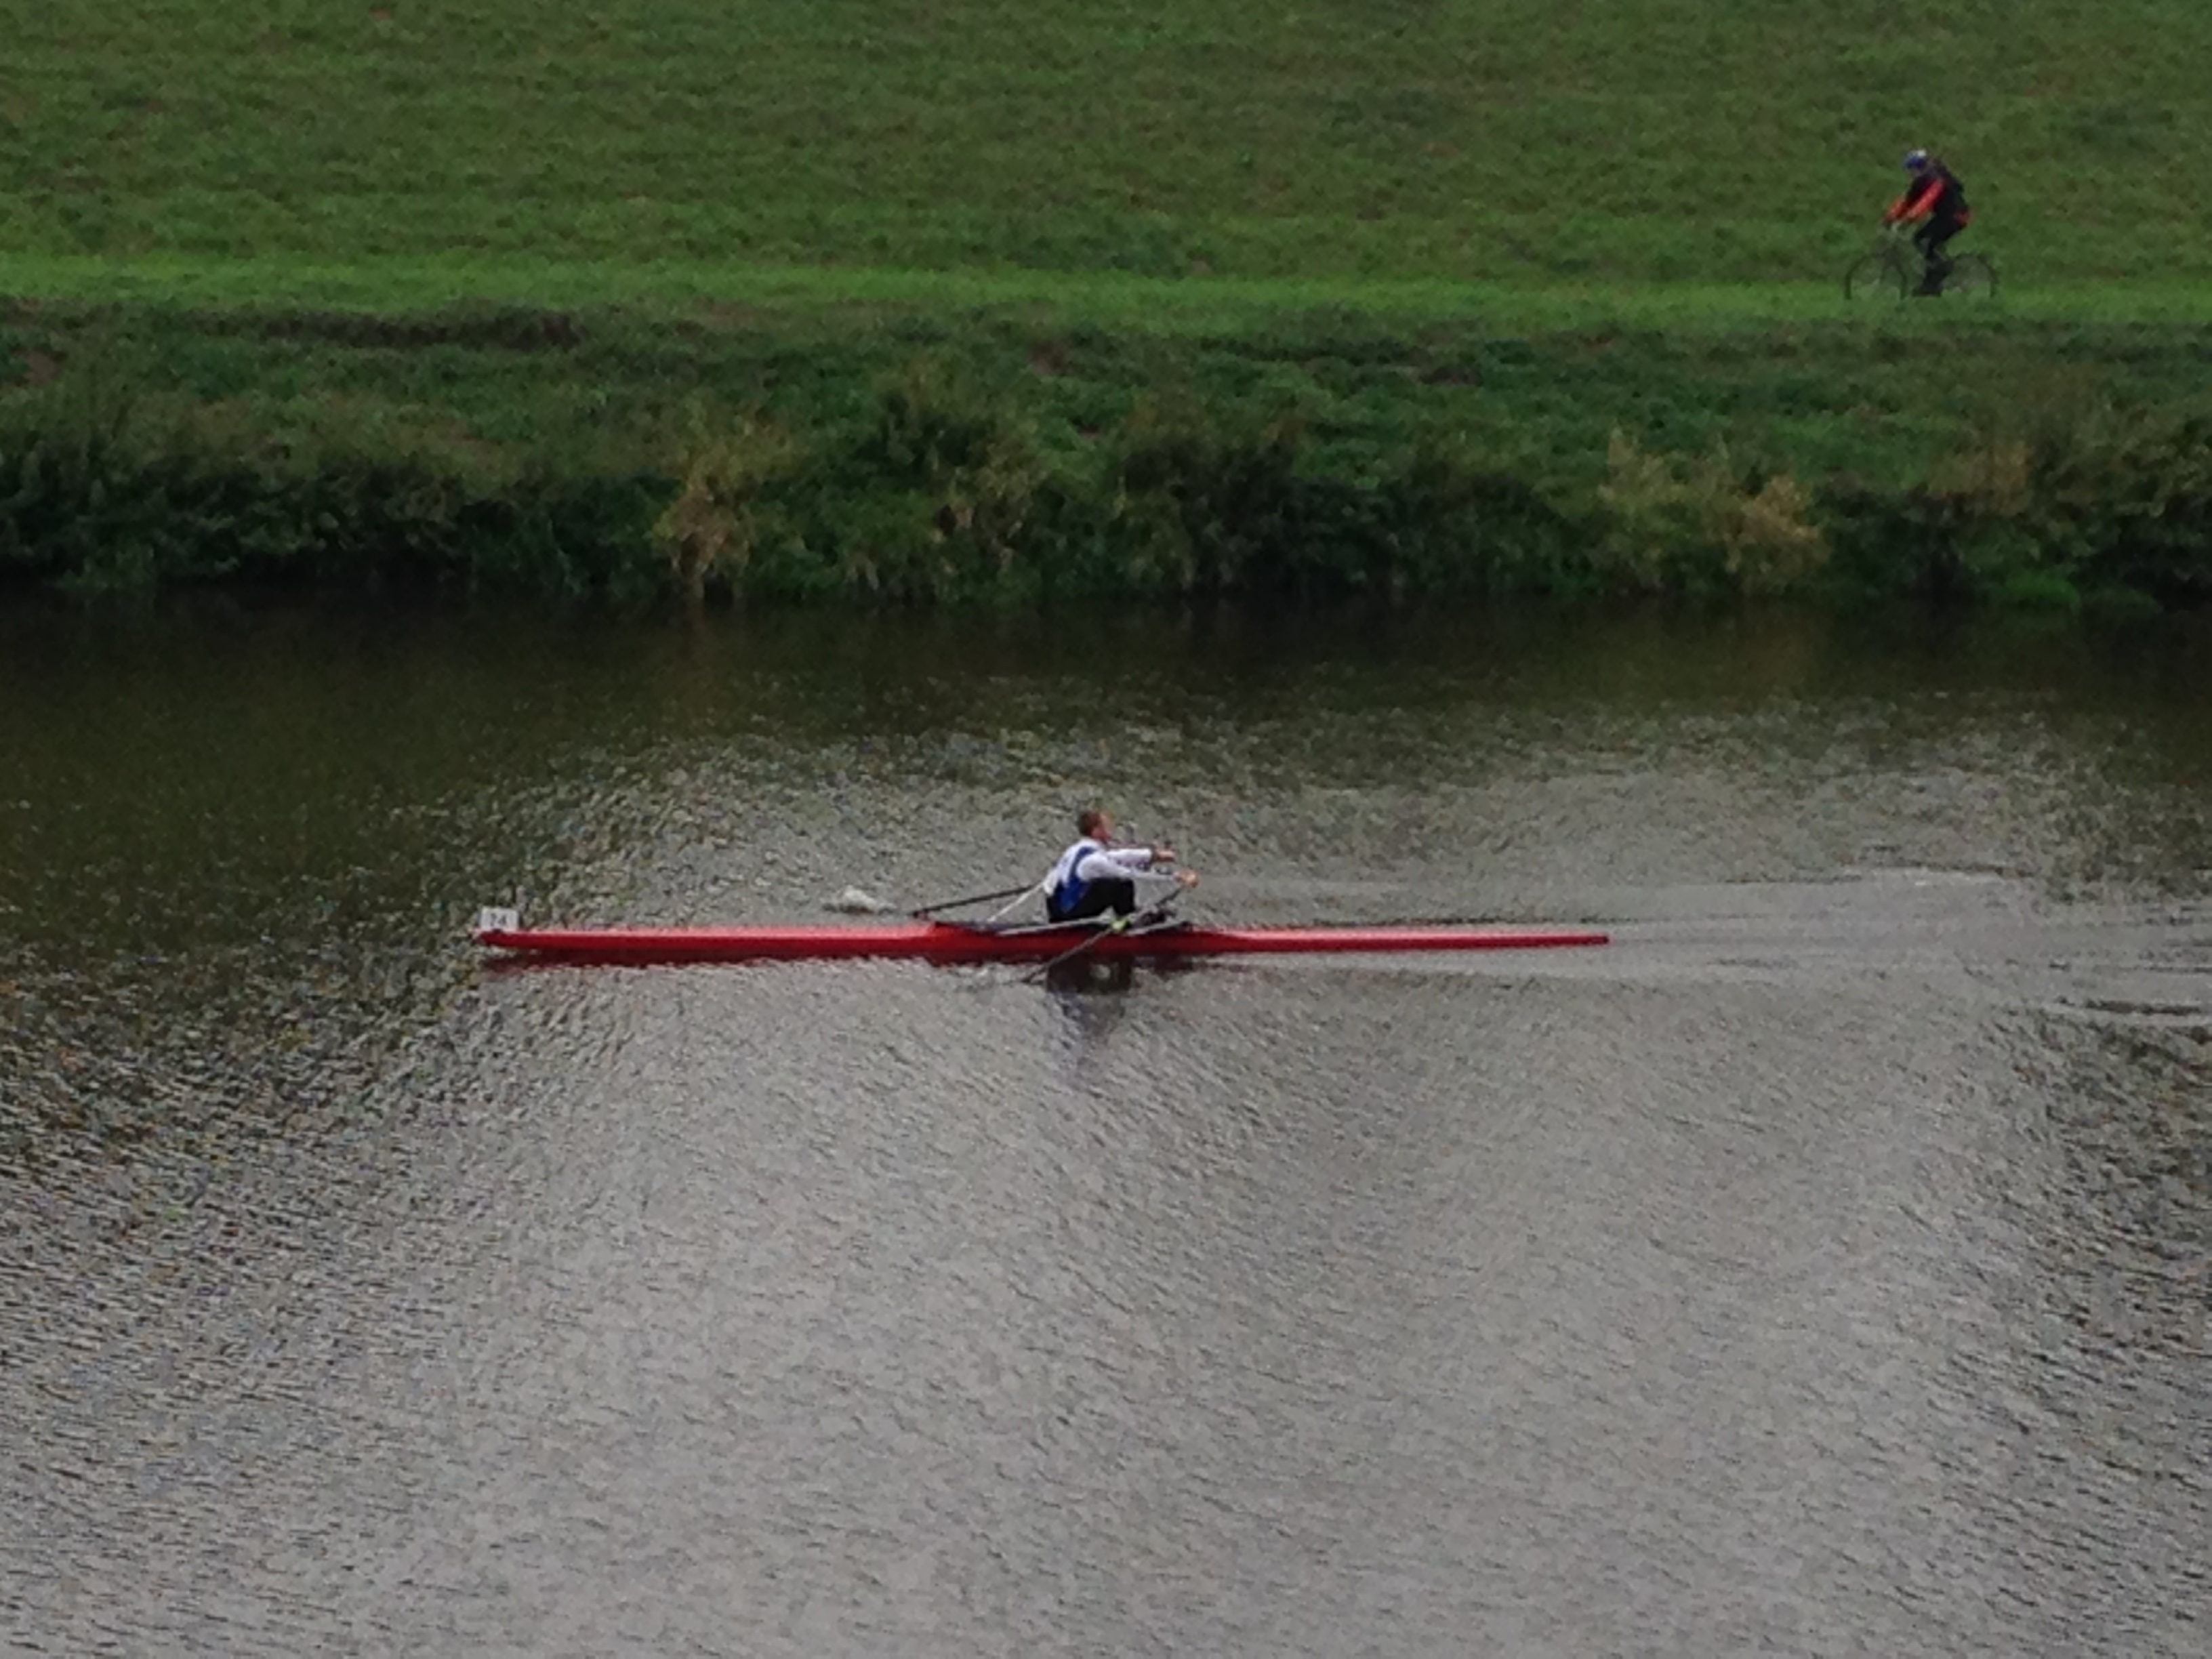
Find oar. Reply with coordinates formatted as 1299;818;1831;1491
1022;917;1130;983
1022;899;1178;984
912;881;1040;918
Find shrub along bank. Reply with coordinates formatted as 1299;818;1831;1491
2;300;2210;611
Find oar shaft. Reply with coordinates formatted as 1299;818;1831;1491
1023;897;1179;981
912;882;1040;918
981;881;1050;924
1028;921;1124;980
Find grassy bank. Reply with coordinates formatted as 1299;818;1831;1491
12;2;2212;283
4;2;2211;608
3;289;2210;609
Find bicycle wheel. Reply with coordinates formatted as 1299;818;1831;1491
1943;253;1998;300
1843;250;1908;304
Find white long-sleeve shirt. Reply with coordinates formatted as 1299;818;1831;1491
1046;838;1158;898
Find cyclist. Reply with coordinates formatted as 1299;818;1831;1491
1883;148;1971;295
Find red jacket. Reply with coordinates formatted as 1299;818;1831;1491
1886;163;1971;226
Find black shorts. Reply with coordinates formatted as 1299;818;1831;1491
1047;879;1137;923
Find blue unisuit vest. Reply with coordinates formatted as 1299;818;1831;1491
1050;840;1107;918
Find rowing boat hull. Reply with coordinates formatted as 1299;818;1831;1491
474;919;1610;966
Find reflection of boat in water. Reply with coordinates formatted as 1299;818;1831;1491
472;908;1610;967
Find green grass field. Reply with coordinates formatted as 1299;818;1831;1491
3;2;2211;605
8;1;2212;285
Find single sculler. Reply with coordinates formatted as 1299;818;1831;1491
1042;807;1199;922
474;806;1608;965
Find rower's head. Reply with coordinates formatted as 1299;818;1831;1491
1077;806;1113;842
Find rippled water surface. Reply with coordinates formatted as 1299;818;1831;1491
3;602;2209;1656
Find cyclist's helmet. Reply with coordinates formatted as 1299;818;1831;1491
1902;148;1930;170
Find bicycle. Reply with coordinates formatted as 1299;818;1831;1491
1843;226;1997;303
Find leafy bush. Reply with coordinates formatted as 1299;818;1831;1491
2029;411;2212;602
1819;410;2212;607
0;374;661;598
1596;432;1827;597
652;408;800;601
802;360;1055;600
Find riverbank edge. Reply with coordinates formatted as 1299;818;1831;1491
3;289;2209;613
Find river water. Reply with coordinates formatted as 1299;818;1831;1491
2;600;2207;1656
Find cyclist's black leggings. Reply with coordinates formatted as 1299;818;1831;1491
1914;218;1965;275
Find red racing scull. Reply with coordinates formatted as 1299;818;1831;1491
472;909;1610;966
